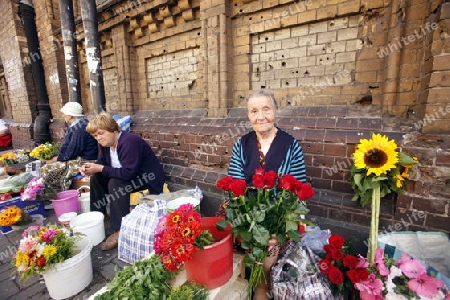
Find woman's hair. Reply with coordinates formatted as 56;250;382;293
86;112;120;134
247;89;279;111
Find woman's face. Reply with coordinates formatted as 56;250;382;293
247;95;277;134
91;129;116;147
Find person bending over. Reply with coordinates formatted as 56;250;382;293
80;112;165;251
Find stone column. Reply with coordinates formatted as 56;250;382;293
201;0;233;117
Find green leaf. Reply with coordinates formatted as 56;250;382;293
251;225;270;246
398;152;418;165
286;220;298;232
216;219;230;231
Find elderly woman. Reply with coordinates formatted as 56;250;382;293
228;89;306;183
227;89;307;300
47;102;98;163
80;112;165;251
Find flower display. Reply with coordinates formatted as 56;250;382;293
215;168;314;298
12;224;80;282
319;234;449;300
21;177;56;201
0;206;30;226
154;203;213;271
29;142;59;161
351;133;418;208
0;151;17;165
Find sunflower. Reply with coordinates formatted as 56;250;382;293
353;133;399;176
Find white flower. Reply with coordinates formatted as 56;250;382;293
386;265;403;293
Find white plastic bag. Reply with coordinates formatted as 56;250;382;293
118;200;166;264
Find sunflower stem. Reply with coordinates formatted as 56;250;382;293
368;186;380;264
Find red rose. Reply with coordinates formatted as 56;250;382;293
347;267;369;283
293;180;304;195
329;248;345;261
216;176;233;191
278;174;297;190
264;170;278;189
318;259;333;274
328;266;344;285
356;267;369;281
343;254;359;269
298;222;306;234
253;174;265;188
328;234;346;249
346;269;360;283
230;179;247;197
296;183;315;200
323;244;333;254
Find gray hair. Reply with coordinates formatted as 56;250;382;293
247;89;279;111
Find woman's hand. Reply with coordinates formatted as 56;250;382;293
80;162;103;176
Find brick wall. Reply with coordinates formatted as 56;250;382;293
1;0;450;245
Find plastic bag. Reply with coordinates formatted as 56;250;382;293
118;200;166;264
271;242;340;300
378;231;450;288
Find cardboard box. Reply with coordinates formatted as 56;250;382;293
0;197;46;234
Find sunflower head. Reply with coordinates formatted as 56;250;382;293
353;133;399;177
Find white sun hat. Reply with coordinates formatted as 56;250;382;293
60;102;84;117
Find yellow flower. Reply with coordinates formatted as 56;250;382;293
353;133;399;176
43;245;57;258
15;252;30;267
395;174;405;188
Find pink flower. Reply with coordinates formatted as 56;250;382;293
355;274;385;298
398;257;426;279
357;254;369;268
41;229;59;243
375;248;390;276
18;237;38;253
408;273;446;298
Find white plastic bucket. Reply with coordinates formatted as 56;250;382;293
77;185;90;213
42;236;93;299
58;212;77;228
70;212;105;246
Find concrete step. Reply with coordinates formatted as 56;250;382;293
89;251;248;300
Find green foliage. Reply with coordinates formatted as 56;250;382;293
194;230;214;250
94;254;175;300
168;283;209;300
350;164;404;207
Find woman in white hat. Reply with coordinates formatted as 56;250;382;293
47;102;98;163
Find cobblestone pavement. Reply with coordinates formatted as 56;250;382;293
0;205;127;300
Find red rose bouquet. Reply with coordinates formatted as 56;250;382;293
216;168;314;298
154;203;213;271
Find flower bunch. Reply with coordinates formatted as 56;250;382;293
0;206;30;226
29;142;59;161
12;224;80;282
154;203;213;271
319;234;370;298
350;133;418;207
319;234;449;300
216;168;314;298
0;151;17;165
21;177;56;201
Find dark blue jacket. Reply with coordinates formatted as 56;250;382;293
57;118;98;161
96;131;165;194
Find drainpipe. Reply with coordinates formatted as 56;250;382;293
19;1;52;143
59;0;81;104
81;0;106;114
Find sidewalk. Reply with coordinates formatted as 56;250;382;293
0;204;126;300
